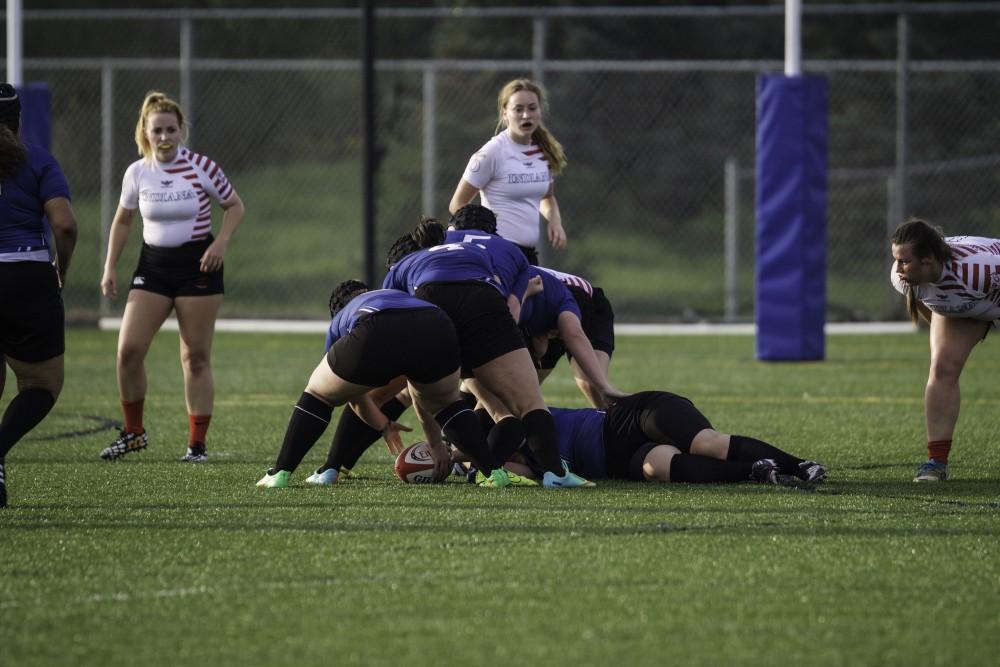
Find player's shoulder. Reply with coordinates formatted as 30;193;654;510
479;132;516;157
179;148;220;172
23;142;57;163
948;236;1000;262
120;157;150;179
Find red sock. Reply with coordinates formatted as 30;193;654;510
121;399;144;434
927;440;952;464
189;414;211;446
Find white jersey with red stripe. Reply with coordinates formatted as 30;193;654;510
119;147;236;248
537;266;594;297
891;235;1000;322
461;129;552;248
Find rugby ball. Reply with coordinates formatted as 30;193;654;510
394;441;444;484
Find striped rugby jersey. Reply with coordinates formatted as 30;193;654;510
120;147;235;247
891;235;1000;322
537;266;594;297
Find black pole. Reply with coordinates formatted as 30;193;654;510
361;0;376;286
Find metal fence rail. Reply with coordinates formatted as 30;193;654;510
4;4;999;322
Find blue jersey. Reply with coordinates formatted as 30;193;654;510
326;289;438;351
0;143;70;257
383;242;505;296
549;407;608;480
444;229;530;302
519;266;583;336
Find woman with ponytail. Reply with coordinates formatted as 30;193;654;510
449;79;568;264
890;218;1000;482
99;91;245;464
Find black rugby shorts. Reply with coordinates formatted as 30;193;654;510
130;236;224;298
327;307;460;387
0;261;65;362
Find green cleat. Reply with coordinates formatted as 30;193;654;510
476;468;537;487
478;468;511;488
256;469;291;488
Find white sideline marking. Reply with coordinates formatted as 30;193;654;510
99;318;918;336
0;585;211;609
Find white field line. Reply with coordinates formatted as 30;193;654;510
0;585;211;609
1;577;377;610
99;318;919;336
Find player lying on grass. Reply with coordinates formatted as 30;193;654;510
452;391;828;486
256;280;525;489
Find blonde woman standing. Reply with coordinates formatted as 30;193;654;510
449;79;567;265
99;91;244;463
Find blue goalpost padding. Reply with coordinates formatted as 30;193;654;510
18;82;52;150
754;74;828;361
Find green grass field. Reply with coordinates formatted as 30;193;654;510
2;329;999;666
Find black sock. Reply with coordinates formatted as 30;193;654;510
0;388;55;459
670;453;753;483
459;390;478;409
273;392;333;473
521;409;563;474
488;416;525;464
323;396;408;471
436;400;497;473
727;435;804;474
475;407;496;435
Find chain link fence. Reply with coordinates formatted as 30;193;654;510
8;4;1000;322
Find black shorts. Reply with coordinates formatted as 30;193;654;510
516;244;539;266
0;261;65;362
327;307;460;386
415;281;526;373
538;286;616;370
602;391;712;480
130;236;224;298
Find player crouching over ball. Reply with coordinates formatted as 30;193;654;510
256;280;530;489
452;391;827;487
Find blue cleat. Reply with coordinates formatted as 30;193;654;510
305;468;340;485
542;461;595;488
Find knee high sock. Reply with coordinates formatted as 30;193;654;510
459;390;478;409
670;453;753;483
727;435;803;474
273;392;333;473
436;401;497;474
475;407;496;435
488;416;525;465
521;409;563;474
0;388;55;459
323;396;408;471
